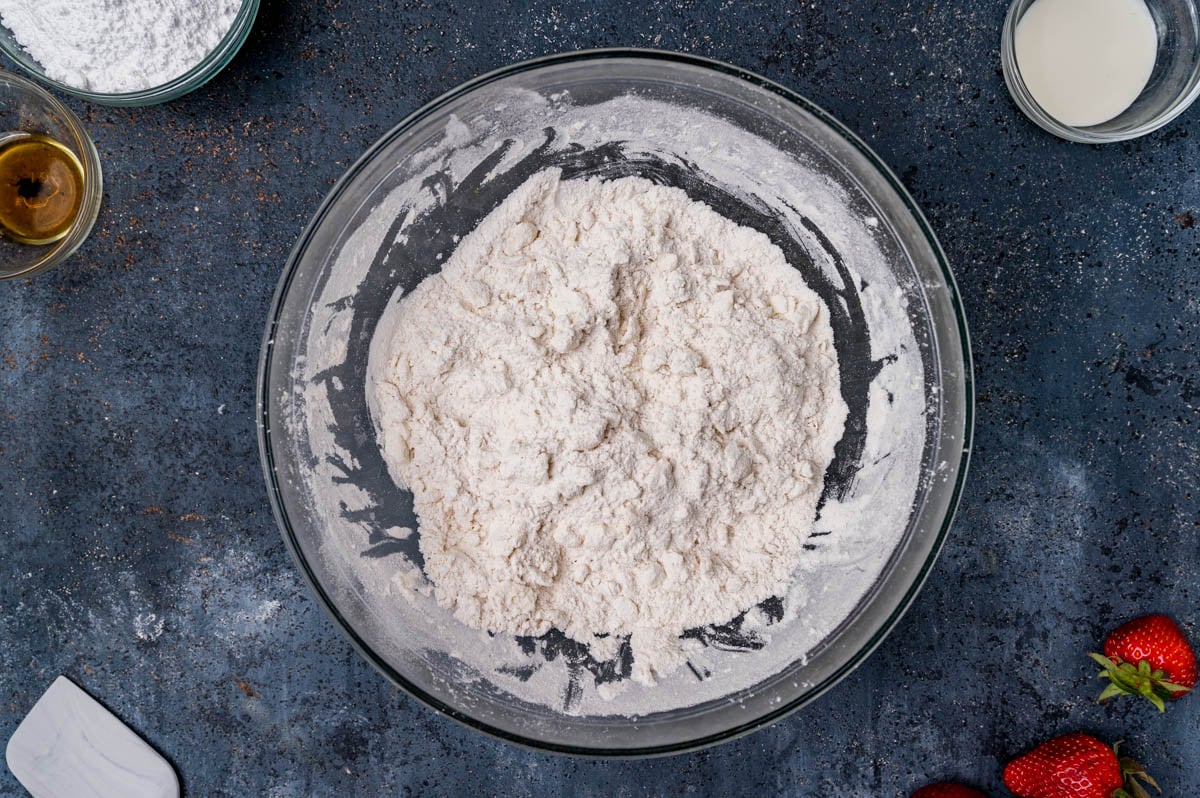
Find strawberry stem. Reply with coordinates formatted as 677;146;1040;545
1117;753;1160;798
1090;652;1189;712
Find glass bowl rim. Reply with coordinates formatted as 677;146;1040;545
0;68;102;280
257;47;976;758
0;0;260;107
1000;0;1200;143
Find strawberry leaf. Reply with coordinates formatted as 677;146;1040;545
1099;682;1126;702
1091;652;1187;711
1120;756;1161;797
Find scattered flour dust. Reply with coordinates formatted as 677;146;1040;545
133;612;165;642
0;0;241;93
369;169;848;685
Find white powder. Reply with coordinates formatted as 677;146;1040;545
0;0;242;93
369;169;848;684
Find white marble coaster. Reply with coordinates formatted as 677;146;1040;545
5;677;179;798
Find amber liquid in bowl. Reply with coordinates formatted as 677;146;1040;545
0;133;83;245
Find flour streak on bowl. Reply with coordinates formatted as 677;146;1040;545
259;50;972;756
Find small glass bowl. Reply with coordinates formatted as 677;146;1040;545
0;70;101;281
0;0;260;107
1002;0;1200;142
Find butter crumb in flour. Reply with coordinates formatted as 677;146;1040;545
370;170;848;686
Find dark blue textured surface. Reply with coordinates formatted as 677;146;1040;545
2;1;1198;795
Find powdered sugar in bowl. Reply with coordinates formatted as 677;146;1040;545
0;0;259;106
259;50;973;756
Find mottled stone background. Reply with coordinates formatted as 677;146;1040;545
1;1;1198;795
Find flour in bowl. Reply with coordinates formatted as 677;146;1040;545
0;0;242;93
369;169;847;685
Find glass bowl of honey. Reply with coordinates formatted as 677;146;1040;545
0;69;101;280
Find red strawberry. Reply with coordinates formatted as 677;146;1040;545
1090;614;1197;711
911;783;986;798
1003;734;1158;798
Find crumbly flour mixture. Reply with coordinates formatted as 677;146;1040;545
370;169;848;684
0;0;241;93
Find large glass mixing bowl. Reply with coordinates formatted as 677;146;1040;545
258;50;973;756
